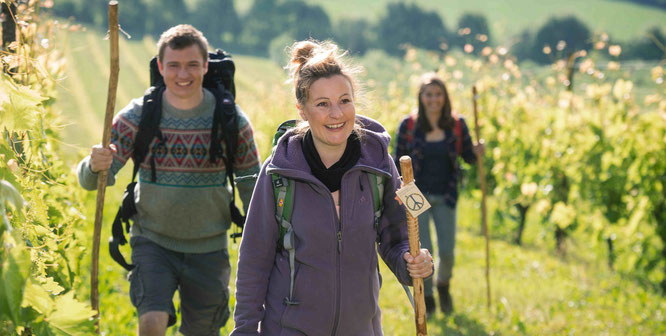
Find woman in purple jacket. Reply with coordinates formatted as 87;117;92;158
231;40;433;335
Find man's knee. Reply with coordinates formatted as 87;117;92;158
139;311;169;336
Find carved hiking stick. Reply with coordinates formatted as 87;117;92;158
92;1;119;331
472;86;491;309
399;156;428;336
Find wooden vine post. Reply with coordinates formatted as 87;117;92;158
91;1;119;331
472;86;491;309
399;156;428;336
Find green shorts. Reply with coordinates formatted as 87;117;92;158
128;236;230;335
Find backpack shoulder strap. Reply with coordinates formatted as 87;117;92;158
405;114;416;144
367;172;415;308
367;172;384;239
209;85;237;164
269;119;300;250
109;86;166;272
454;117;463;156
208;85;247;236
448;111;463;156
109;181;138;271
273;120;300;147
271;173;299;306
272;174;295;237
135;86;166;182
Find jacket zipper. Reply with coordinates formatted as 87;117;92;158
269;168;386;335
331;185;343;336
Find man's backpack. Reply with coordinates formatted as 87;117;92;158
268;121;415;307
109;50;244;271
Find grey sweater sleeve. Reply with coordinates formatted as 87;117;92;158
232;105;261;214
77;155;117;191
76;100;139;191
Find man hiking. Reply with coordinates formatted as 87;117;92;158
77;24;260;335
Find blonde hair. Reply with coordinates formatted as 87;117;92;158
286;39;365;138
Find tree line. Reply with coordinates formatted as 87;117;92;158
50;0;666;63
624;0;666;9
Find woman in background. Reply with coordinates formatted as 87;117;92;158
394;73;484;315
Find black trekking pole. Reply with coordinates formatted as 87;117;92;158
92;1;119;332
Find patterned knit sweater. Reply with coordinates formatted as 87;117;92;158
78;89;261;253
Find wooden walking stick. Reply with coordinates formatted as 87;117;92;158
472;86;491;310
399;156;427;336
92;1;119;331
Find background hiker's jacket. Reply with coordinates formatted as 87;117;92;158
394;114;477;208
77;89;261;253
232;116;412;336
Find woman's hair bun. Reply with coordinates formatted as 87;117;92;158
286;39;362;107
290;40;317;66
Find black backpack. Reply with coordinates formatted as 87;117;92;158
109;50;244;271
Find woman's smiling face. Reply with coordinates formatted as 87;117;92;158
299;75;356;155
420;83;446;115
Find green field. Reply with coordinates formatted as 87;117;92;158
49;27;666;335
235;0;666;42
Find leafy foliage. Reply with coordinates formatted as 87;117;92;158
332;18;374;55
1;3;96;335
238;0;331;55
622;0;666;9
376;2;449;56
531;16;591;64
454;13;492;55
188;0;240;47
143;0;188;36
622;26;666;60
236;0;283;55
276;0;331;41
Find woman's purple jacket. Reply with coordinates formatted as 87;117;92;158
231;116;413;336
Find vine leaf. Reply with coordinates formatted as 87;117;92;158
0;234;30;325
22;280;53;315
1;180;26;232
0;73;46;130
46;291;96;336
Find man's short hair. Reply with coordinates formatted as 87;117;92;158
157;24;209;63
